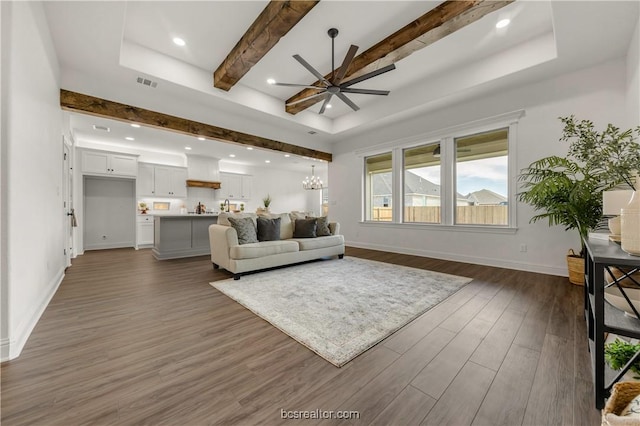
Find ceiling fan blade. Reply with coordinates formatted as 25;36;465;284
285;91;327;106
340;88;390;96
333;45;358;85
293;54;331;86
273;82;326;90
319;94;334;114
336;92;360;112
341;64;396;88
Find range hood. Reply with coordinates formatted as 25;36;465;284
186;180;220;189
186;155;221;190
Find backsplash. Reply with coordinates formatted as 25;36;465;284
137;187;248;214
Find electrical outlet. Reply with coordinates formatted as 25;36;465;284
519;244;527;253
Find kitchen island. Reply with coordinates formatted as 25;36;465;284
152;214;218;260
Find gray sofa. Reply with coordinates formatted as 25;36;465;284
209;212;345;279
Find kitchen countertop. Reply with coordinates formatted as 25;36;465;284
150;213;219;218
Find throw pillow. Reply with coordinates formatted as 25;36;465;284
228;217;258;245
307;216;331;236
293;218;317;238
257;217;281;242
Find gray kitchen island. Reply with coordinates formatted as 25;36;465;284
152;214;218;260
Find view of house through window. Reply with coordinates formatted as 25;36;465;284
365;152;393;221
455;128;509;225
403;144;441;223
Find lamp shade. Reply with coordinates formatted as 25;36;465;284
603;190;633;215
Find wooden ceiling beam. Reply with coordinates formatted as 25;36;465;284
213;0;320;91
285;0;513;114
60;89;332;162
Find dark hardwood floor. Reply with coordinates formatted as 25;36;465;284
1;247;601;425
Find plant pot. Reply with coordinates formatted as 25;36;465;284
567;249;584;286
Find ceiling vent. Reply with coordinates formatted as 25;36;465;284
92;125;110;132
308;130;317;135
136;77;158;88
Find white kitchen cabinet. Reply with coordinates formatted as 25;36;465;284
81;149;137;177
154;166;188;197
219;172;252;200
136;215;154;247
136;163;155;196
137;163;188;197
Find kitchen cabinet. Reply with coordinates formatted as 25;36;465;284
136;163;188;197
154;166;188;197
81;149;137;177
219;172;252;200
136;163;155;196
136;215;154;247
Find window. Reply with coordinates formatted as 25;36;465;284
365;152;393;221
360;110;521;228
455;128;508;225
403;143;441;223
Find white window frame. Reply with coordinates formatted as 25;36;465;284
357;110;523;232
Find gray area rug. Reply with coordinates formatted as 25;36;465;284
211;257;472;367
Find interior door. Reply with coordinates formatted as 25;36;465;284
63;141;72;267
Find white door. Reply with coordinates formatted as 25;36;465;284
63;141;72;267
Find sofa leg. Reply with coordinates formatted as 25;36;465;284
338;254;344;259
233;274;241;280
212;263;219;269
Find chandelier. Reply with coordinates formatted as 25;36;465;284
302;165;323;190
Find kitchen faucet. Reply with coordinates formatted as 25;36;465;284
224;199;230;212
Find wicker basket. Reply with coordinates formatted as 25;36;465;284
603;381;640;426
567;249;584;286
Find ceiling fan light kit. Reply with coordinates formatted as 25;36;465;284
271;28;395;114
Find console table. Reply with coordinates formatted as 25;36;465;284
584;237;640;409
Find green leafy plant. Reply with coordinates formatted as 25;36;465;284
262;194;272;208
518;116;640;257
605;338;640;377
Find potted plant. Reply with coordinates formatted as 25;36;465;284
518;116;640;284
262;194;272;210
605;338;640;379
138;202;148;214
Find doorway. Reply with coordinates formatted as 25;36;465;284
83;176;135;250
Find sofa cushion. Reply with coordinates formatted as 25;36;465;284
230;240;299;260
290;235;345;251
307;216;331;236
293;218;317;238
228;217;258;245
257;217;281;242
265;212;293;240
218;212;257;228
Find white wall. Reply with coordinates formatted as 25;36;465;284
627;13;640;127
330;59;627;277
1;2;64;361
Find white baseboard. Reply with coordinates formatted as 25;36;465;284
345;240;567;278
1;268;65;362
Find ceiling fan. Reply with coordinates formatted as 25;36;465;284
269;28;396;114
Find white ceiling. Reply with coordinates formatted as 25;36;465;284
43;1;639;171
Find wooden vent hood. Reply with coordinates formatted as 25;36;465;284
186;180;221;189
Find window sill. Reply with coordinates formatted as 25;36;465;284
358;221;518;234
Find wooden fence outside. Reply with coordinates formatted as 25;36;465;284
372;205;508;225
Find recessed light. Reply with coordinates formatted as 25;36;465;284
267;78;276;85
130;123;140;128
125;137;135;141
185;146;192;150
284;154;291;158
229;154;236;158
326;104;332;109
496;19;510;29
265;160;271;163
197;137;205;141
247;147;254;150
173;37;186;46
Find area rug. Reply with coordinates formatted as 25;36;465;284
210;257;472;367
